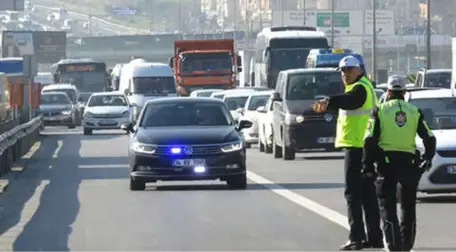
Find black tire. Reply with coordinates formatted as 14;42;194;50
245;142;251;149
282;130;296;160
272;132;283;159
130;176;146;191
227;174;247;190
83;127;92;135
265;142;273;154
258;139;265;152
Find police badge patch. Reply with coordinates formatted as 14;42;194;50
395;111;407;127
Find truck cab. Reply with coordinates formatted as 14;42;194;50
414;68;452;88
169;39;242;96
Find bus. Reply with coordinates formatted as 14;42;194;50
52;59;109;92
306;48;366;73
254;26;329;89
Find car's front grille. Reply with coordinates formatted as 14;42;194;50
43;111;64;116
92;113;122;118
437;150;456;158
428;164;456;184
155;144;224;156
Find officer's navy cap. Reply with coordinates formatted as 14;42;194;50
387;78;406;91
336;56;360;71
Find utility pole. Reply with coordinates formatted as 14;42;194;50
302;0;306;25
372;0;377;81
426;0;431;69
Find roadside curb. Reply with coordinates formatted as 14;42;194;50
0;141;42;195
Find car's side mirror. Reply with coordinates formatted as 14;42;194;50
271;92;282;101
238;119;253;131
256;106;266;113
124;88;130;96
236;108;244;115
120;122;135;133
237;66;242;72
77;97;83;102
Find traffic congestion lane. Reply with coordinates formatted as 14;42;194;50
0;127;349;251
246;147;456;251
30;7;91;36
32;5;126;35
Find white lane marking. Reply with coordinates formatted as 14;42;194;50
247;171;392;251
52;140;63;158
78;164;128;168
0;181;50;250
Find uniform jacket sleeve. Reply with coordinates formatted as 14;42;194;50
362;108;381;167
328;84;367;110
416;109;436;160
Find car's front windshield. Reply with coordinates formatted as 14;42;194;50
224;96;249;110
88;95;128;107
140;102;232;127
410;97;456;129
41;94;70;105
286;71;343;100
247;95;270;111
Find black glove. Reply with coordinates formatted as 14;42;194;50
419;157;432;172
362;165;377;179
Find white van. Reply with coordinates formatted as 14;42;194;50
118;61;177;121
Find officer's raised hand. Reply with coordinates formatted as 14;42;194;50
312;97;329;113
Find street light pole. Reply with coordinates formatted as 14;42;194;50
426;0;431;69
372;0;377;81
330;0;335;46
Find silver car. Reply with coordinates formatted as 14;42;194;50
39;92;77;128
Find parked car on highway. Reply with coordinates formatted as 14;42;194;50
121;97;252;191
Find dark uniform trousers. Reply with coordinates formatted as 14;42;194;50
375;152;420;251
344;147;383;243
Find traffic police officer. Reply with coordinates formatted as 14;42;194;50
362;81;436;251
313;56;383;250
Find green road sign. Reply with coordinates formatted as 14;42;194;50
316;12;350;27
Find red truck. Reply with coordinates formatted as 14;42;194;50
169;39;241;96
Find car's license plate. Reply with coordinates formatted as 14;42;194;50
317;137;335;144
45;116;58;121
173;159;205;167
447;166;456;174
99;119;116;125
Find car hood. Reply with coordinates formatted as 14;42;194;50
85;106;130;114
135;126;240;145
420;129;456;150
39;104;72;111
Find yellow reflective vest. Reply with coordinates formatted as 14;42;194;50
335;77;377;148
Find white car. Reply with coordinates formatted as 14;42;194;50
82;92;132;135
406;89;456;194
222;92;252;124
190;89;224;97
238;90;273;147
257;95;274;153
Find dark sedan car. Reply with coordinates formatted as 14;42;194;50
121;97;253;191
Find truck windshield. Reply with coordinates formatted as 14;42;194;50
133;77;176;95
423;72;451;88
271;49;310;71
181;52;232;74
286;72;343;100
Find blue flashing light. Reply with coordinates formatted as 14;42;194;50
314;53;365;68
170;147;182;154
309;48;354;56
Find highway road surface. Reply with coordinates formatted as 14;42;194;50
0;127;455;250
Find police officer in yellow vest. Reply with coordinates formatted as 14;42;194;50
362;81;436;251
313;56;383;250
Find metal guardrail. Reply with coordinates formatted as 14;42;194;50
0;116;42;177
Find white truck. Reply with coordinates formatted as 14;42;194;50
453;38;456;91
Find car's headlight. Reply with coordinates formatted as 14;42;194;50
61;110;71;115
285;113;304;124
84;112;93;118
131;142;157;154
221;141;243;153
